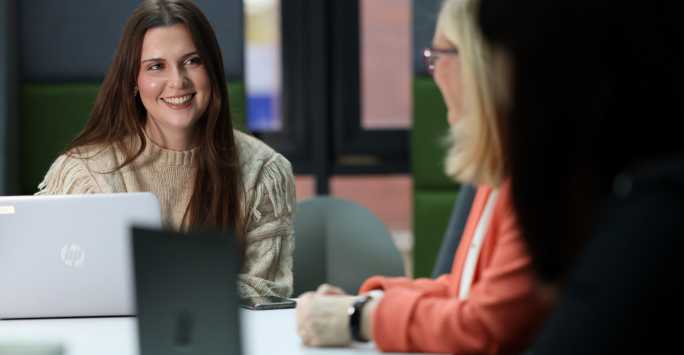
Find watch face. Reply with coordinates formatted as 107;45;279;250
350;295;373;342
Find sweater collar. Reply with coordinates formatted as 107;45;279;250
141;132;197;167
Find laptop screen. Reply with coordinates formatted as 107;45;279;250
0;193;161;319
132;227;242;355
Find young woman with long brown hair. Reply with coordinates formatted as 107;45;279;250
36;0;295;298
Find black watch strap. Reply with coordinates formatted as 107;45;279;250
348;295;373;342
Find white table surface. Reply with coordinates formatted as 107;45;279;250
0;309;435;355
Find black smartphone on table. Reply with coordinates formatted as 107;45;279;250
239;296;297;310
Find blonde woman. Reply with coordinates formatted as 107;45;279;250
295;0;549;353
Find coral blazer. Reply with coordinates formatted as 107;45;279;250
360;182;549;354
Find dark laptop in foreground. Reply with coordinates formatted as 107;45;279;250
132;227;242;355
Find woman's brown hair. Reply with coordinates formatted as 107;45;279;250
65;0;245;248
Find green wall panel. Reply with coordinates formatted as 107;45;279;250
412;76;457;190
412;190;459;278
20;82;245;194
411;75;461;277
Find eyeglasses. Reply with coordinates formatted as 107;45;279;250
423;47;458;74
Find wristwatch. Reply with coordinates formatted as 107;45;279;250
348;295;373;342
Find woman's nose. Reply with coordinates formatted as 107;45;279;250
168;67;189;89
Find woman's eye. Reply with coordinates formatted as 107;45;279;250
147;63;163;71
185;56;202;65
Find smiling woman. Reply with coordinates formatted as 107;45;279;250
34;0;296;299
138;24;211;150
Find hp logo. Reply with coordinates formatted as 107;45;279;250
61;244;85;267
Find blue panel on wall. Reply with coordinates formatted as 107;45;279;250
247;94;281;132
413;0;442;75
20;0;243;81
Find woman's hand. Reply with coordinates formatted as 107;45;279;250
315;283;347;296
296;291;356;347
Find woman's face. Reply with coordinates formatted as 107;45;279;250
432;32;464;125
137;23;211;141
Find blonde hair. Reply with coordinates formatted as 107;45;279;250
437;0;506;187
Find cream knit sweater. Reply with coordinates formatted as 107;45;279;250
36;130;295;298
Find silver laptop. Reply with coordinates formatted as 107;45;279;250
0;192;161;319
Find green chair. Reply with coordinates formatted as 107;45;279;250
411;76;461;278
293;196;405;295
19;83;245;195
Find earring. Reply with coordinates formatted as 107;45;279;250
133;86;139;97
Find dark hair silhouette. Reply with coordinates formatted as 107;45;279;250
478;1;684;282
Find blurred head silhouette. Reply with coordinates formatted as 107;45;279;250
478;0;684;282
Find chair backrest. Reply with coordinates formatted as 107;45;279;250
431;184;477;278
293;196;405;295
